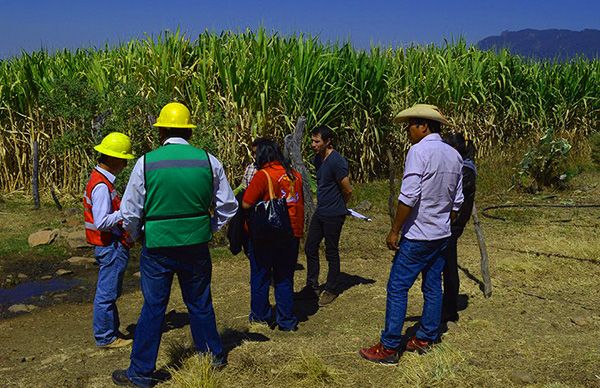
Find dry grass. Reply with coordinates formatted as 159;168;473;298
0;173;599;387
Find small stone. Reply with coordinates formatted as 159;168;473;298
55;269;74;276
468;358;484;367
53;293;68;299
63;207;80;217
67;256;95;265
21;356;35;362
17;273;28;280
133;271;141;278
8;304;38;313
570;316;593;326
66;230;88;249
40;275;52;280
354;200;372;211
41;354;68;366
28;229;59;247
65;218;81;228
509;371;535;385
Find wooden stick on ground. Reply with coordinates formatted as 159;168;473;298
472;202;492;297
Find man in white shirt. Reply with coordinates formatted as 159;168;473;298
112;102;238;387
83;132;135;349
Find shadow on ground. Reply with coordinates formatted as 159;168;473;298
293;272;375;322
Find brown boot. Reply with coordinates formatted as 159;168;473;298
318;290;338;306
102;338;133;349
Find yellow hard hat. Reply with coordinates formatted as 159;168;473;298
153;102;196;129
94;132;135;160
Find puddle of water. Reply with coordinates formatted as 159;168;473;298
0;278;81;305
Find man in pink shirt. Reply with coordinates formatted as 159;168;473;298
360;104;464;364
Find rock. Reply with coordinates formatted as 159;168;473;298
65;218;81;228
446;321;459;331
63;207;80;217
67;256;95;265
570;316;593;326
28;229;59;247
41;353;68;366
509;371;535;385
40;275;52;280
354;200;372;212
21;356;35;362
55;269;74;276
66;230;88;249
17;273;28;280
133;271;141;278
8;304;38;313
53;293;68;299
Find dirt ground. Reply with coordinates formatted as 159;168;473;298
0;176;599;387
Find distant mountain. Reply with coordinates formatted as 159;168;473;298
477;29;600;60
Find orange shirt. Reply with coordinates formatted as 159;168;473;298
243;162;304;238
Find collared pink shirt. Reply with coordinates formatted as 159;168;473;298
399;133;464;240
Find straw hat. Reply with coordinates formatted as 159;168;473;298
393;104;451;126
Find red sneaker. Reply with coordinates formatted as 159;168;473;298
359;342;399;364
405;336;434;354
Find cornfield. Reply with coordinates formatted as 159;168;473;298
0;29;598;193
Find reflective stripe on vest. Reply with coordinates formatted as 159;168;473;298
143;144;213;248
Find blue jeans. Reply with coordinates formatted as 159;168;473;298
93;241;129;346
127;243;223;387
380;237;448;349
247;237;299;331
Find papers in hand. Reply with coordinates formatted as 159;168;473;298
347;208;372;222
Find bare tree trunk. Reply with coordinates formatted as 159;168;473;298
284;117;315;230
32;140;40;210
472;202;492;298
387;149;397;225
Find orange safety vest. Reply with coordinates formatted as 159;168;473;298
83;169;129;247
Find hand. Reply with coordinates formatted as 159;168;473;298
386;230;400;251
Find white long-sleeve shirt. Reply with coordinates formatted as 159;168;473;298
120;137;238;241
90;166;123;236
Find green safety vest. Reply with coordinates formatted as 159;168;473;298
144;144;213;248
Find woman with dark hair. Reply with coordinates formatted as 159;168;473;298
442;132;477;323
241;140;304;331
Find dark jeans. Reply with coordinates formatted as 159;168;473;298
442;234;460;321
304;213;346;294
127;243;222;387
380;237;448;349
247;237;299;330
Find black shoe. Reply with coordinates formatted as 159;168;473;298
295;285;319;300
277;324;298;332
112;370;138;387
442;313;459;323
211;353;228;369
249;318;276;330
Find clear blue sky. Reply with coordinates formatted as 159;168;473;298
1;0;598;59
